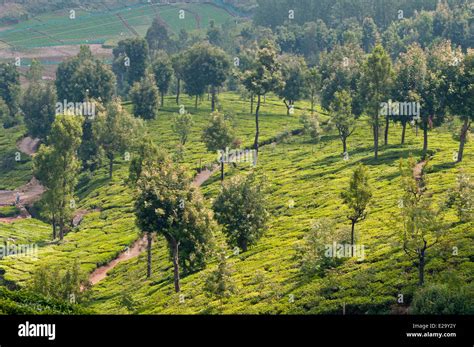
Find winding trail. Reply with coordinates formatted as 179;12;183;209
0;137;45;221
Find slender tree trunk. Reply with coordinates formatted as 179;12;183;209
311;91;315;115
384;115;389;145
284;100;290;116
176;79;181;105
241;239;248;252
59;219;64;240
250;94;254;115
171;239;180;293
108;156;114;179
401;121;407;145
254;94;261;152
422;118;428;159
146;232;152;278
52;216;56;240
342;137;347;154
457;118;470;163
211;86;216;112
418;252;425;286
161;91;164;107
195;95;198;110
373;117;379;160
350;220;356;257
220;161;224;181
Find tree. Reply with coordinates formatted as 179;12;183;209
203;249;236;303
134;154;215;291
93;100;142;178
213;173;268;252
398;157;444;286
112;38;149;94
299;114;322;144
146;17;173;53
171;53;186;105
241;42;283;152
360;45;393;159
329;90;356;154
129;74;160;120
172;112;194;146
181;43;230;111
202;112;236;181
392;43;427;145
448;51;473;163
56;46;115;103
362;17;379;53
341;164;372;256
0;62;20;128
151;51;174;107
307;67;322;115
276;54;308;115
34;115;83;240
21;82;56;141
446;170;473;222
26;59;43;83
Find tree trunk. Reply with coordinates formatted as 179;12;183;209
342;137;347;154
418;252;425;286
422;118;428;159
195;95;198;110
457;118;470;163
59;219;64;240
108;156;114;179
350;220;356;257
176;79;180;105
401;121;407;145
161;91;164;107
52;216;56;240
241;239;248;252
211;86;216;112
171;239;180;293
146;232;152;278
311;91;315;115
220;160;224;181
373;119;379;160
384;115;389;145
254;94;261;152
284;100;290;116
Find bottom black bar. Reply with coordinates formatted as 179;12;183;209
0;315;472;346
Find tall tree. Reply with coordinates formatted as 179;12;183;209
329;90;356;154
341;164;372;256
362;17;379;53
26;59;43;83
146;17;173;53
151;51;174;107
448;51;473;163
56;46;115;103
112;38;149;94
21;82;57;141
399;157;444;286
0;62;20;128
202;112;236;181
34;115;83;240
181;43;230;111
307;67;322;115
129;74;160;120
135;154;214;291
171;53;186;105
93;100;142;178
213;173;268;252
276;54;309;115
392;43;427;146
241;41;283;152
360;45;393;159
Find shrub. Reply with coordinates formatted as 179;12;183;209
410;283;474;314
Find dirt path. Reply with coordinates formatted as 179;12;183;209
0;137;44;222
88;236;148;285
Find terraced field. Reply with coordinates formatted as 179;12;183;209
0;3;234;53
